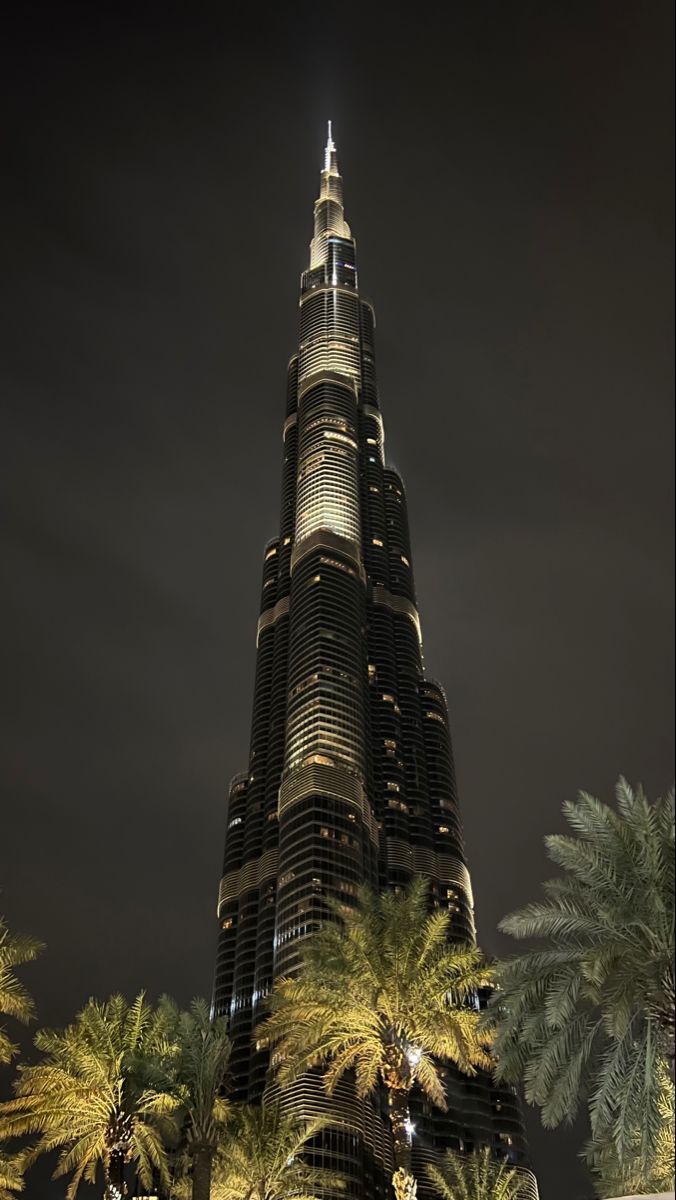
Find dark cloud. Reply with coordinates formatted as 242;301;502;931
1;3;673;1197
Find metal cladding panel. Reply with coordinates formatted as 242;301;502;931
212;129;537;1194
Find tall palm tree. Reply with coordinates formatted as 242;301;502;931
0;917;43;1064
208;1103;343;1200
426;1146;522;1200
258;878;494;1199
0;992;180;1200
160;997;231;1200
490;778;675;1180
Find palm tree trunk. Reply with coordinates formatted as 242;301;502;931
104;1149;126;1200
388;1088;417;1199
191;1144;213;1200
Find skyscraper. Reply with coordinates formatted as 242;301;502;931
212;125;538;1199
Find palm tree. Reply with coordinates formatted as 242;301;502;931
0;917;43;1064
208;1103;343;1200
258;878;494;1199
160;997;231;1200
490;778;675;1180
0;1148;25;1200
426;1146;522;1200
0;992;180;1200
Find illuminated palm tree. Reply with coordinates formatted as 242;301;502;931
0;992;180;1200
491;778;675;1181
0;917;43;1065
207;1103;343;1200
426;1146;522;1200
259;878;494;1200
160;997;231;1200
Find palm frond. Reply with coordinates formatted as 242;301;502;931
426;1146;522;1200
0;919;43;1065
208;1103;345;1198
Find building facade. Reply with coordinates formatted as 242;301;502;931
212;126;537;1199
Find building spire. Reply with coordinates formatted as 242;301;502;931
324;119;337;173
309;120;350;268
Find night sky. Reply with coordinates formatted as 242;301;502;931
1;3;673;1198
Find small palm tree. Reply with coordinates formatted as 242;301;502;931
209;1103;343;1200
0;917;43;1064
490;778;675;1179
0;992;180;1199
426;1146;522;1200
160;997;231;1200
259;878;494;1198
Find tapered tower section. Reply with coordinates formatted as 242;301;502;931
213;127;538;1199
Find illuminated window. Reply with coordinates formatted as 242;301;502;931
264;546;278;560
372;537;384;547
438;825;450;834
221;918;234;930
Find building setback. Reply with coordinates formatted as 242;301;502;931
212;126;538;1199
